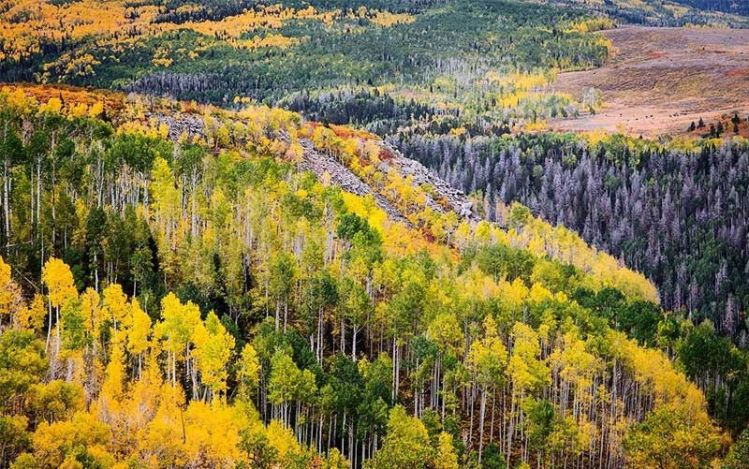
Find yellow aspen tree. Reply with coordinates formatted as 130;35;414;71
266;419;302;462
150;157;180;259
140;381;186;465
507;322;550;466
435;432;459;469
237;343;261;400
192;311;235;401
127;346;164;428
181;400;250;467
127;298;151;378
76;288;105;392
15;294;46;332
100;336;126;418
154;292;200;387
102;283;128;333
79;288;102;343
467;315;508;464
0;256;22;328
42;258;78;356
21;412;112;468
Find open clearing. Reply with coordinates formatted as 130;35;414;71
550;27;749;137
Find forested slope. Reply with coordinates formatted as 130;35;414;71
396;132;749;342
0;0;616;134
2;1;749;467
0;85;739;468
673;0;749;15
555;0;749;25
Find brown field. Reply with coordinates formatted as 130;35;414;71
550;27;749;137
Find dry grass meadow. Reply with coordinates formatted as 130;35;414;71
550;27;749;137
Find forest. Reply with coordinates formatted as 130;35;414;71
0;0;613;132
2;0;749;468
394;131;749;343
559;0;749;25
0;84;745;468
671;0;749;15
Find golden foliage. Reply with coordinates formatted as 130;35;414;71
41;257;77;309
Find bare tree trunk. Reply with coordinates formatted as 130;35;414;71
3;156;10;255
352;326;357;360
479;388;486;465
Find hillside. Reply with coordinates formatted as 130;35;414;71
382;21;749;353
3;0;749;467
673;0;749;15
553;0;749;26
0;0;614;134
400;127;749;332
0;84;736;468
2;0;746;140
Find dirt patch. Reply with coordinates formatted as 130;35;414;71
725;68;749;78
550;27;749;137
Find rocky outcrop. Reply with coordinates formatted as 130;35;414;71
150;110;477;226
297;139;408;224
381;142;477;221
148;112;204;141
296;138;478;225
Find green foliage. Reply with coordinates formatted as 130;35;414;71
0;331;47;410
462;243;534;283
368;405;433;468
0;415;30;466
0;88;732;468
724;429;749;469
624;405;722;469
28;381;84;425
0;0;616;137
